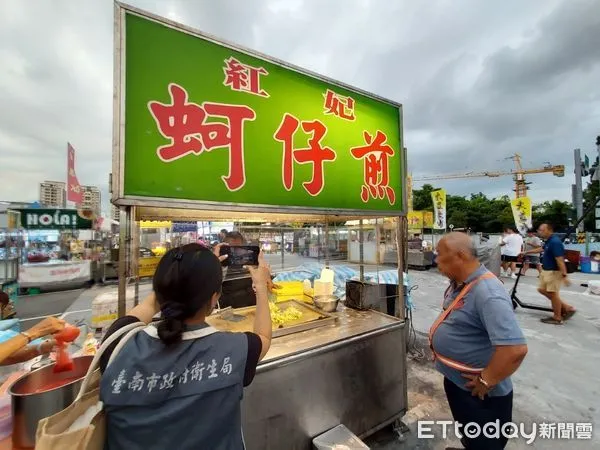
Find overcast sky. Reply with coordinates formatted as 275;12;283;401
1;0;599;214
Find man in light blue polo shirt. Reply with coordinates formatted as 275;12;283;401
430;232;528;450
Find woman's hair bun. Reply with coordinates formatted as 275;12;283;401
157;317;185;346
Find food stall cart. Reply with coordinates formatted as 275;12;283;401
112;4;409;448
11;209;96;293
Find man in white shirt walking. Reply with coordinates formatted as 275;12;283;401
500;227;523;279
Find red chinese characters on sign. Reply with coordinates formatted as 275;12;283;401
223;57;269;97
350;131;396;205
148;83;256;191
273;114;337;196
323;89;355;121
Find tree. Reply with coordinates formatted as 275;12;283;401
531;201;573;231
413;184;436;211
410;185;573;233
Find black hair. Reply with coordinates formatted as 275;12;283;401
153;243;223;346
220;229;227;234
224;231;246;243
540;222;554;231
527;228;536;234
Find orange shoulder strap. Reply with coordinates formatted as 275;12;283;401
428;272;495;349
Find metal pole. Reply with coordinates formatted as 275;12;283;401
596;136;600;231
325;219;330;266
280;227;284;270
396;216;407;321
317;226;322;262
597;136;600;189
574;148;584;232
585;231;590;256
359;219;364;281
130;207;139;306
117;206;130;318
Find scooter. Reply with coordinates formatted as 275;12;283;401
510;257;551;311
511;195;600;312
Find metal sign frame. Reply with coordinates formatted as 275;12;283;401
112;2;406;218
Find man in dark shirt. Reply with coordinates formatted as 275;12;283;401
533;223;576;325
219;231;257;308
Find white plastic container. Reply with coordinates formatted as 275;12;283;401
320;267;335;284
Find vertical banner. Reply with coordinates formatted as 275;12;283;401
431;189;447;230
423;211;434;228
67;143;83;204
510;197;532;235
406;175;413;212
407;211;423;230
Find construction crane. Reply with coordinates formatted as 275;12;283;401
412;153;565;198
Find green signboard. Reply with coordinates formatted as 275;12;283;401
114;4;405;214
17;209;93;230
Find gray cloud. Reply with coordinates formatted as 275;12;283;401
0;0;598;212
407;0;600;203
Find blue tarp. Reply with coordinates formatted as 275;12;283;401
273;263;413;308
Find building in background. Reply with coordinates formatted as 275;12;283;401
81;186;101;215
39;181;66;208
111;204;120;222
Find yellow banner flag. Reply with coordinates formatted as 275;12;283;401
423;211;434;228
510;197;532;235
408;211;423;230
431;189;447;230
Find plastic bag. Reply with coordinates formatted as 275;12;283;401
52;325;81;374
53;343;74;373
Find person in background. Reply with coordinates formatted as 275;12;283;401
430;233;528;450
99;243;272;450
521;228;543;277
218;229;228;243
222;231;249;280
500;227;523;279
0;291;16;320
220;231;277;308
0;315;64;365
531;223;576;325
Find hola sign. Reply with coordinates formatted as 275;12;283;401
17;209;93;230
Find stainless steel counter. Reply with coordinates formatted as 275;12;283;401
242;306;407;450
261;305;403;363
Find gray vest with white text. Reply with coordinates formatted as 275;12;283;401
100;323;248;450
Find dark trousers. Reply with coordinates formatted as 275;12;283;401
444;378;513;450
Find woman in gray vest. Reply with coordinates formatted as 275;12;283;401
98;243;272;449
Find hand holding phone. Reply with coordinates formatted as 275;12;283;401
219;245;260;268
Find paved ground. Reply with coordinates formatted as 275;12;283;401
15;257;600;448
14;288;84;330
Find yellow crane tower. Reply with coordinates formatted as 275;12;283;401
412;153;565;198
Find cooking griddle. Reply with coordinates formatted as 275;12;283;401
206;300;337;338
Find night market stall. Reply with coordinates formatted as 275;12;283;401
111;4;409;448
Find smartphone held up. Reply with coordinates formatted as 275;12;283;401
219;245;260;268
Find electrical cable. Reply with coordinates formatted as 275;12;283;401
404;283;425;360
